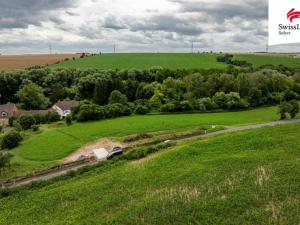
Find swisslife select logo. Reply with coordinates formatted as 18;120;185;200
269;0;300;45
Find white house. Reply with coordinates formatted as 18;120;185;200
52;100;79;118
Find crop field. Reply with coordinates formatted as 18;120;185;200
1;123;300;224
50;53;227;70
50;53;300;70
0;54;80;71
0;106;279;180
234;54;300;68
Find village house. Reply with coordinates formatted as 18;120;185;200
52;100;79;118
0;103;18;119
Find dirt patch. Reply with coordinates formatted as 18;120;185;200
0;54;80;71
64;138;125;163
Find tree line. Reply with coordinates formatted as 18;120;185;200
0;65;300;120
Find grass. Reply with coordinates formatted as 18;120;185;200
50;53;227;70
234;54;300;68
1;123;300;224
50;53;300;70
0;106;279;180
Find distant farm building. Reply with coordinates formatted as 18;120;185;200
52;100;79;118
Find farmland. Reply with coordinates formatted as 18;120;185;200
0;54;80;71
50;53;227;70
234;54;300;68
1;123;300;224
50;53;300;70
1;106;279;180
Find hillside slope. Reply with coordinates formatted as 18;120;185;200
1;123;300;225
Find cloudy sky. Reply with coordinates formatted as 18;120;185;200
0;0;298;54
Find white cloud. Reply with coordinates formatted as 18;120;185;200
0;0;299;54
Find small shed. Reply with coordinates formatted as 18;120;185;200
93;148;109;160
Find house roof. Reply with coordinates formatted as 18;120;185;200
0;103;18;117
14;109;53;117
54;100;79;111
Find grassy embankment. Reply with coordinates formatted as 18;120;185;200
1;122;300;224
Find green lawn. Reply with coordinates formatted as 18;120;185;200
1;123;300;224
235;54;300;68
50;53;227;70
0;106;279;180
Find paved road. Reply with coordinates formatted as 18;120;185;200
2;119;300;189
179;119;300;142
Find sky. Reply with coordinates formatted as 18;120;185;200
0;0;299;54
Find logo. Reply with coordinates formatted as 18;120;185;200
287;8;300;22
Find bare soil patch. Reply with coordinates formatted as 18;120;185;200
64;139;125;163
0;54;80;71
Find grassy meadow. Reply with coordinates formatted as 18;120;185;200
234;54;300;68
1;123;300;224
50;53;227;70
50;53;300;70
1;106;279;180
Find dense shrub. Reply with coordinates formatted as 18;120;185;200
32;125;40;132
279;100;299;119
46;112;61;123
109;90;128;104
1;130;23;150
19;115;36;130
160;103;176;112
104;103;132;118
0;152;13;173
134;105;150;115
66;115;72;126
76;101;105;122
123;142;176;161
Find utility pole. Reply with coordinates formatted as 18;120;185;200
49;44;52;55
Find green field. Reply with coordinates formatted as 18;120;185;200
1;106;279;180
50;53;300;70
1;123;300;224
235;54;300;68
51;53;227;70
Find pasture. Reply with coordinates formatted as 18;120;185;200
234;54;300;68
50;53;300;70
1;123;300;224
1;106;279;180
50;53;227;70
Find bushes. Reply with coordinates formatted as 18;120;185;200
160;103;176;112
104;103;132;118
109;90;128;104
66;115;72;126
279;100;299;119
19;115;36;130
0;152;13;173
123;142;176;161
74;101;133;122
1;130;23;150
76;102;105;122
134;105;150;115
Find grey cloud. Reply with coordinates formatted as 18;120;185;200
171;0;268;21
125;14;203;36
0;0;78;29
103;16;127;30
